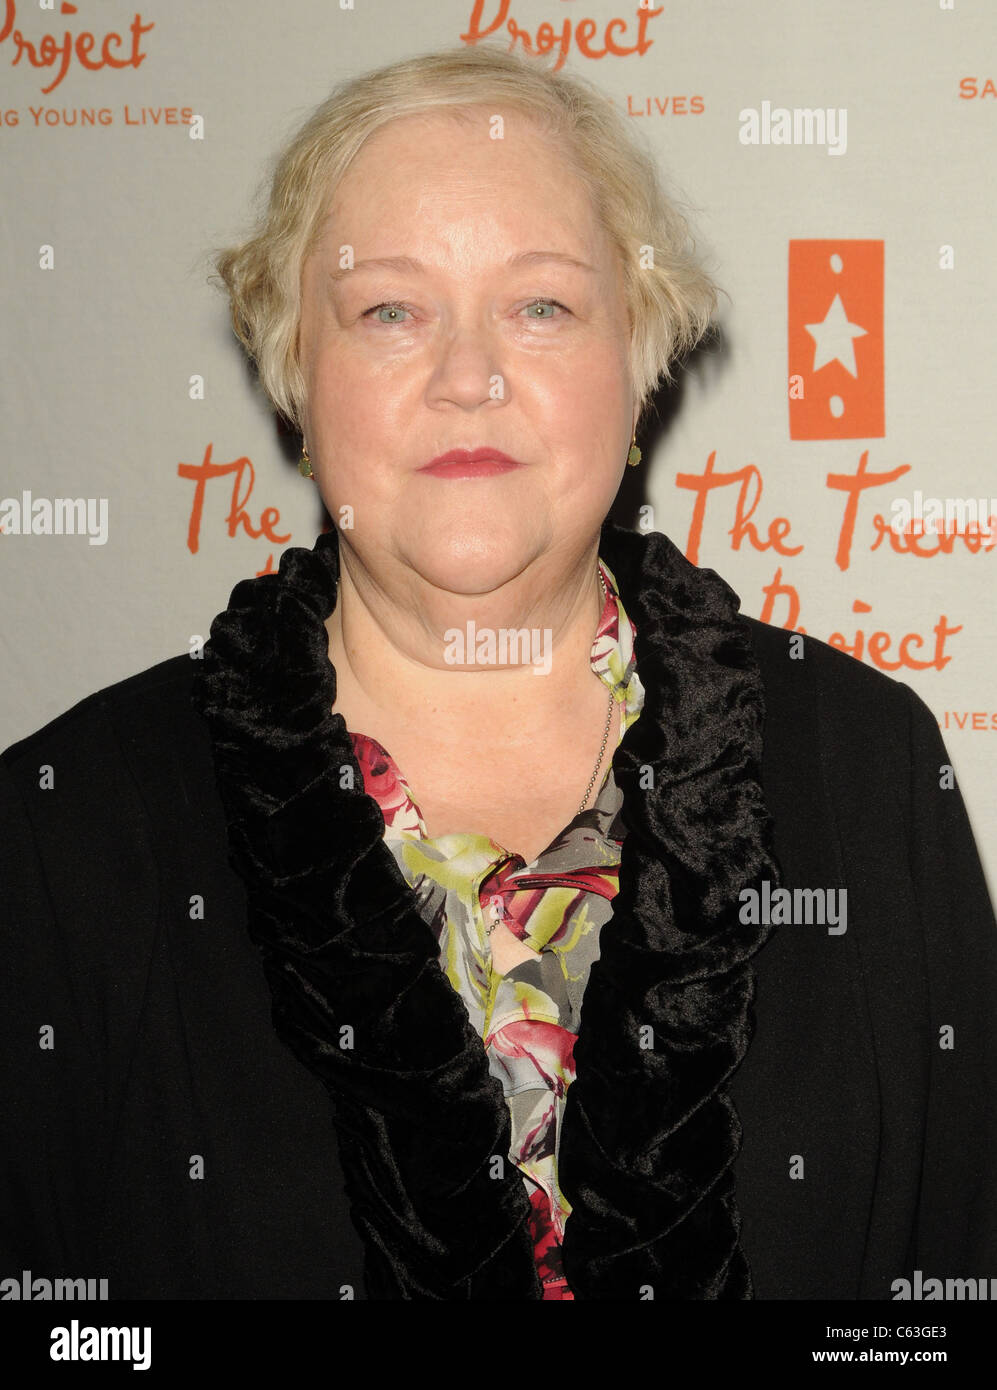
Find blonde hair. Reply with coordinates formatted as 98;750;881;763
210;43;720;434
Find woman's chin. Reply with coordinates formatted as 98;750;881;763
395;525;549;597
400;546;540;599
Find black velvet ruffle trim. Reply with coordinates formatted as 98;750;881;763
190;520;781;1299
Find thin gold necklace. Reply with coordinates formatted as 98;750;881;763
486;569;617;939
577;568;616;816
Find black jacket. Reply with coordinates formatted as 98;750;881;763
2;528;996;1300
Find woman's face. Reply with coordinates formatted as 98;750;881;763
298;107;635;598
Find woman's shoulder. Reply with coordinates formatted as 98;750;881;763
744;613;932;740
1;652;225;968
741;614;956;840
742;615;966;874
1;652;208;799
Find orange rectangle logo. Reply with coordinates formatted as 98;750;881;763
788;239;884;440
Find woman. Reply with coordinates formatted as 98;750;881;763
2;43;996;1303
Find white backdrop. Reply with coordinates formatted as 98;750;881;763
2;0;994;892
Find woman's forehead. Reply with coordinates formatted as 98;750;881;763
341;107;581;193
318;115;605;262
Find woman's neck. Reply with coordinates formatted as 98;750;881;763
324;539;607;741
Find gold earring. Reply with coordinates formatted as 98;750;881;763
299;445;313;479
627;432;641;468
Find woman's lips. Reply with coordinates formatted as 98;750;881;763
418;448;526;478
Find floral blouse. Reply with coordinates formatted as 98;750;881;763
348;559;644;1299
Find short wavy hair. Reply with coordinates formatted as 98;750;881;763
211;43;720;435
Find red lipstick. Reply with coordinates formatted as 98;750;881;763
418;448;526;478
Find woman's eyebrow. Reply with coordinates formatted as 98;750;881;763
327;250;596;282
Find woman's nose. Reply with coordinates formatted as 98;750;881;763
426;317;506;409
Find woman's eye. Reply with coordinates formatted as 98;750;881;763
523;298;568;319
363;302;410;324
